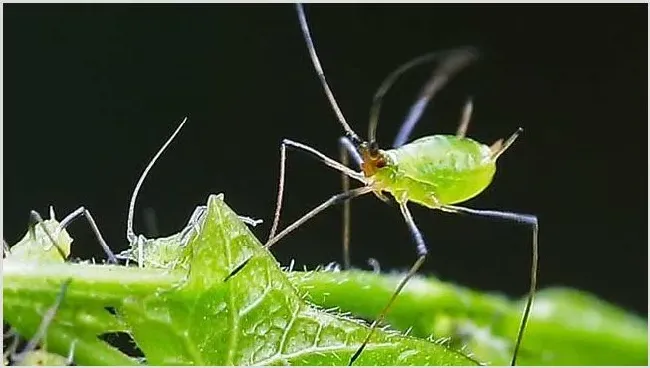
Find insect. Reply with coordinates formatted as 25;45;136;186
117;117;262;268
3;205;116;265
10;117;261;269
265;4;538;366
6;119;194;268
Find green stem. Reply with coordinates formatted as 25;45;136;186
3;261;183;303
290;270;513;337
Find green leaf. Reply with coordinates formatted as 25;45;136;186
4;194;477;366
291;269;648;365
504;288;648;365
118;194;477;365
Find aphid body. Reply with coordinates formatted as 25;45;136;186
362;135;497;207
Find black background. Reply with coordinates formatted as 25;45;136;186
4;4;648;316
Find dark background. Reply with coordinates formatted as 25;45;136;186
4;4;647;316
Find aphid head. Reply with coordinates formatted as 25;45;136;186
359;141;388;177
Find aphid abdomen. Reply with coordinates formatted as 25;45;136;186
376;135;497;206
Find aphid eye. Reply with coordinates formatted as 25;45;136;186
368;141;380;157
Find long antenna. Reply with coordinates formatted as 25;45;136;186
295;4;362;145
126;117;188;244
366;48;477;147
392;48;477;148
368;52;444;145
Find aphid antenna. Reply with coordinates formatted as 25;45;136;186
367;47;478;148
491;127;524;160
295;3;362;146
126;116;188;266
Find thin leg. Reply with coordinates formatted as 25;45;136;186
442;204;538;366
267;138;366;243
29;210;67;260
13;279;72;366
456;97;473;138
266;186;373;250
59;207;117;264
350;201;428;365
339;136;363;269
3;328;20;361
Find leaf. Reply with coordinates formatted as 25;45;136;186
4;195;477;366
4;213;139;366
290;269;648;365
118;194;478;365
503;288;648;365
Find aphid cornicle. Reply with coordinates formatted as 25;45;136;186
266;4;539;366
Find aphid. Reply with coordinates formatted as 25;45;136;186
24;207;116;264
265;4;538;366
4;206;115;264
12;117;261;269
118;117;262;268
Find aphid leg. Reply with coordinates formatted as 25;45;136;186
4;239;10;257
13;278;72;365
441;204;538;366
491;127;524;160
179;205;263;245
58;207;117;264
267;139;366;243
266;186;373;250
349;201;427;365
4;328;20;362
29;210;67;260
338;136;363;269
126;117;188;267
456;97;474;138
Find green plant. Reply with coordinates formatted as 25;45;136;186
3;194;476;365
3;194;647;365
291;270;648;365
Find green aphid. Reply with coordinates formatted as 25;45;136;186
265;4;539;366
